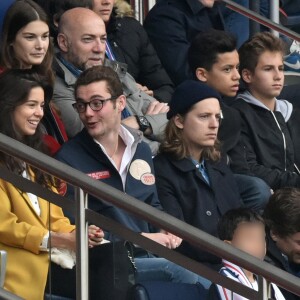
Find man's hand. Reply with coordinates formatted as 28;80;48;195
141;232;182;249
146;100;169;115
136;83;154;97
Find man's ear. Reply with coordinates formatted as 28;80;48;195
117;95;126;112
241;69;252;84
195;67;208;82
57;33;69;53
174;114;184;129
224;240;232;246
270;230;279;242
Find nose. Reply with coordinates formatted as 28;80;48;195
34;106;44;118
93;39;106;53
84;103;95;117
274;68;283;80
35;37;43;49
209;116;219;128
233;67;241;80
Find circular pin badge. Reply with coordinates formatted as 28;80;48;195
141;173;155;185
129;159;151;180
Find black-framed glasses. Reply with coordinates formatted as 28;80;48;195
72;96;118;113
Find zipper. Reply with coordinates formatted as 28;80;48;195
270;111;287;171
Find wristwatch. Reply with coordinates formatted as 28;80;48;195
135;115;150;133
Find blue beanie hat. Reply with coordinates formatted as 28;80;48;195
167;80;221;119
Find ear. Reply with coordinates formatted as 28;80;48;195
117;95;126;112
174;114;184;129
270;230;278;242
195;67;208;82
241;69;252;84
57;33;69;53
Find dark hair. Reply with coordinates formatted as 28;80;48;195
0;0;54;82
0;69;54;189
218;208;264;241
263;188;300;238
239;32;285;74
35;0;93;42
188;29;237;75
74;65;123;99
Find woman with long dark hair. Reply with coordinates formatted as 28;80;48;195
0;69;103;300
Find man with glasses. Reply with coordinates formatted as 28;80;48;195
53;7;168;154
55;65;206;287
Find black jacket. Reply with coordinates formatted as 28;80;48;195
265;233;300;300
107;12;174;102
230;97;300;189
153;153;242;266
144;0;224;85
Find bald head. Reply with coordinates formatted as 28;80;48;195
57;7;106;70
59;7;105;35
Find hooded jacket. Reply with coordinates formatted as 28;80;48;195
231;90;300;189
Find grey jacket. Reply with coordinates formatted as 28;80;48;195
53;57;167;154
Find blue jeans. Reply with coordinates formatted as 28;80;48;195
134;255;212;289
223;0;270;48
234;174;271;211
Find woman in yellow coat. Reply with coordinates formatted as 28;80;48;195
0;70;103;300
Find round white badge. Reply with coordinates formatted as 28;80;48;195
129;159;151;180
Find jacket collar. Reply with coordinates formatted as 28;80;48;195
54;55;77;86
76;125;143;162
169;156;225;175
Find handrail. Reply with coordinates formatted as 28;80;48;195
0;132;300;299
221;0;300;41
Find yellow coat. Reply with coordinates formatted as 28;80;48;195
0;178;75;300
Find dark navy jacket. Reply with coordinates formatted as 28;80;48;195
153;153;243;266
55;127;162;238
144;0;224;85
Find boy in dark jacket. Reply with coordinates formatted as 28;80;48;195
232;32;300;190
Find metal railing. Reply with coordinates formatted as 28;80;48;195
0;132;300;300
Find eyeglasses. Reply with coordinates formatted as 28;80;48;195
72;97;118;113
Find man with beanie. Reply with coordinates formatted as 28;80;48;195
154;80;242;270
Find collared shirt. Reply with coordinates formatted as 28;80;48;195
191;158;210;186
94;125;135;189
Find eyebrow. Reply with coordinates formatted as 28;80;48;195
22;31;49;35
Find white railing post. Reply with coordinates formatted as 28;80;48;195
75;187;89;300
270;0;280;37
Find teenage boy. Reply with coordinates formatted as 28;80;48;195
209;208;285;300
188;29;271;211
232;32;300;190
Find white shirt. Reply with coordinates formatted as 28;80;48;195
94;125;135;189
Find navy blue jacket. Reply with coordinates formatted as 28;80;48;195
153;153;242;265
144;0;224;85
55;128;162;238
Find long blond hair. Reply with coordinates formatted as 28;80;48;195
159;115;221;162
